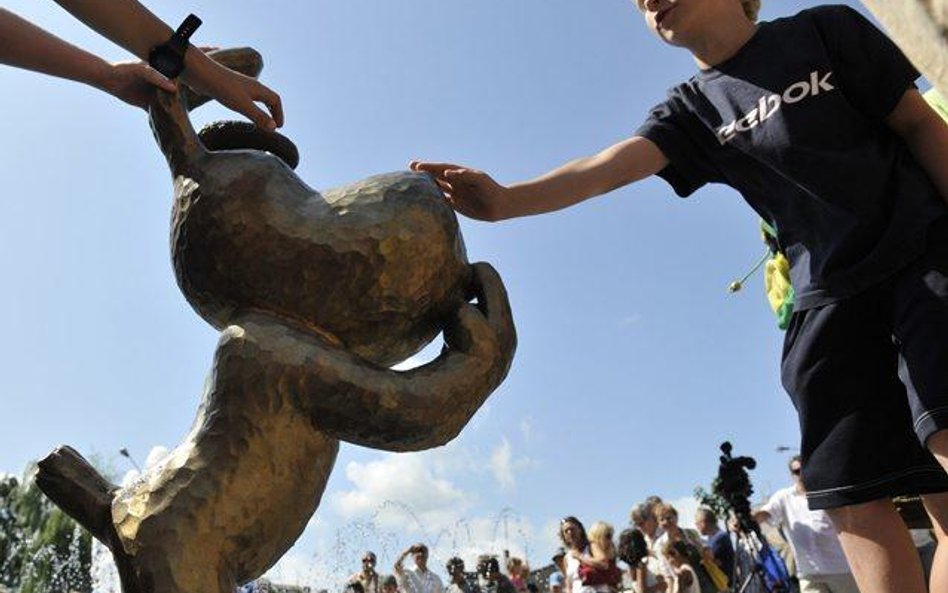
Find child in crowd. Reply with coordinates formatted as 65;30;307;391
618;528;668;593
506;556;528;592
571;521;621;592
412;2;948;593
0;0;282;128
662;541;700;593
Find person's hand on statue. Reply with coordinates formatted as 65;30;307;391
410;161;509;222
96;60;177;109
179;49;283;131
4;1;287;130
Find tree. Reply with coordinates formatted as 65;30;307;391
0;467;92;593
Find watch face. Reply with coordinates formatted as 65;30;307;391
149;46;184;79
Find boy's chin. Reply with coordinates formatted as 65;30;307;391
655;29;686;47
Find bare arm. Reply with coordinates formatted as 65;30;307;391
52;0;171;59
886;88;948;206
410;135;668;221
52;0;283;128
1;8;110;84
676;566;694;588
0;8;175;106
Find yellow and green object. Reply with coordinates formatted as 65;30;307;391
732;87;948;330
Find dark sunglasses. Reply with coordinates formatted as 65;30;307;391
790;467;802;475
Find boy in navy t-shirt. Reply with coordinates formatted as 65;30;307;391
412;1;948;591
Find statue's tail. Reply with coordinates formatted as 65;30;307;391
35;447;145;592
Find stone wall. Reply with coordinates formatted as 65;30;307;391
861;0;948;96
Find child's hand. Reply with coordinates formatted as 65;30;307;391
182;57;283;131
99;60;176;109
409;160;507;221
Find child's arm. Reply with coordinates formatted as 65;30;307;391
577;542;612;570
675;566;694;589
886;88;948;206
0;8;176;107
52;0;282;129
410;135;668;221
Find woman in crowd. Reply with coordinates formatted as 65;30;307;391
618;528;668;593
561;517;621;593
654;504;705;552
560;516;591;593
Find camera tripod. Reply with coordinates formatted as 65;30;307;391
714;442;792;593
730;524;791;593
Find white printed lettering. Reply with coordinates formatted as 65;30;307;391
758;95;780;122
783;81;810;104
735;108;760;132
811;70;835;94
716;70;835;144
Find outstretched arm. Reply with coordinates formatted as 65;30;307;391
52;0;283;129
0;8;175;107
410;135;668;221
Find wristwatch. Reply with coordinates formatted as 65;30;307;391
148;14;202;79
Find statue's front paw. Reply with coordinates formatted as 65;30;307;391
444;262;517;385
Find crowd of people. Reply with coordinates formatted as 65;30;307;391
332;457;871;593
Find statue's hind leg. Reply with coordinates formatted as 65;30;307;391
38;315;341;593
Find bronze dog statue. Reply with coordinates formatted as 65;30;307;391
36;49;515;593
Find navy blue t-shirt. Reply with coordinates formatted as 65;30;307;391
635;5;947;310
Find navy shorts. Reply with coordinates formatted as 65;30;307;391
781;217;948;509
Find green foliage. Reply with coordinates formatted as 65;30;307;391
694;482;730;522
0;469;92;593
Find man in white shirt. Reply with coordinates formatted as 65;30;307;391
754;456;859;593
349;551;380;593
394;543;443;593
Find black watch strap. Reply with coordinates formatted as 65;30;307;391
148;14;202;79
168;14;202;53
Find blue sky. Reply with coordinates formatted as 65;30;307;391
0;0;899;588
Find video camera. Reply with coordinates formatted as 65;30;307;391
713;441;792;593
714;441;760;536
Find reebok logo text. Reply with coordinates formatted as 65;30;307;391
716;70;835;145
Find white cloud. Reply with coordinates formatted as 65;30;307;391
488;439;515;490
519;417;533;442
666;495;701;531
313;443;550;588
620;313;642;326
144;445;170;468
331;452;474;533
486;438;538;491
119;445;171;487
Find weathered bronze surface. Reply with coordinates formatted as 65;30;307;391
37;49;516;593
860;0;948;96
